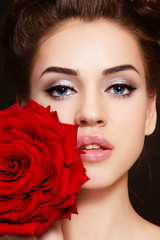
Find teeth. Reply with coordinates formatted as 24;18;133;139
83;144;101;150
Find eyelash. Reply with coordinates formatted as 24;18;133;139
107;83;136;97
45;84;77;99
45;82;136;99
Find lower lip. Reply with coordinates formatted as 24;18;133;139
80;149;112;162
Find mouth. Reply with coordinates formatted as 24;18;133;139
77;134;113;162
80;143;106;150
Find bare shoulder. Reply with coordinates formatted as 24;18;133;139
145;222;160;240
130;209;160;240
137;217;160;240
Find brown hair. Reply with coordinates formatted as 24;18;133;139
1;0;160;100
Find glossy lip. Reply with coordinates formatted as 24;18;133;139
77;134;113;162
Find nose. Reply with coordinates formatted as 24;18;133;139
74;95;107;127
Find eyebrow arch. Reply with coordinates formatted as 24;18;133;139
41;66;78;77
41;64;139;78
102;64;139;75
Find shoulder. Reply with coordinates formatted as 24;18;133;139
136;216;160;240
145;222;160;240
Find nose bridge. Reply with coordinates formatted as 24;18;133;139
83;90;101;115
75;86;106;126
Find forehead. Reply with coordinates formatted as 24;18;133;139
32;19;145;78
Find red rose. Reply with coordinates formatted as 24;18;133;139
0;99;88;236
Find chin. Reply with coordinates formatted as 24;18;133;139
81;165;129;191
81;174;120;190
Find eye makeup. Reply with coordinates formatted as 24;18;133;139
44;79;78;100
104;77;137;98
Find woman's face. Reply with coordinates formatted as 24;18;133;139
29;20;156;189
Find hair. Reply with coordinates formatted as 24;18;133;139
1;0;160;100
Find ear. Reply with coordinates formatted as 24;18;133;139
145;94;157;136
16;95;28;107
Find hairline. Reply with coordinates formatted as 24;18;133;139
29;17;152;97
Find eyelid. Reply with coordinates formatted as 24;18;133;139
44;79;78;91
44;79;78;101
105;78;137;89
103;78;137;97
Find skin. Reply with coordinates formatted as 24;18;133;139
30;19;156;190
2;19;160;239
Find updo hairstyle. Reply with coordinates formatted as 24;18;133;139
1;0;160;100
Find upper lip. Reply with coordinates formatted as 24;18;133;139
77;134;113;150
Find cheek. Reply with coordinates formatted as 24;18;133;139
32;98;75;125
110;96;147;132
52;105;75;124
29;81;77;125
42;99;76;125
110;99;148;158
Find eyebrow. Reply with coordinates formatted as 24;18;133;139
102;64;139;75
41;66;78;77
40;64;139;78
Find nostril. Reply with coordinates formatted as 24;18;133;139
97;120;103;124
79;119;105;126
80;120;87;125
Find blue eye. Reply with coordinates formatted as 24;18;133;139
45;85;76;98
108;84;136;96
53;86;70;95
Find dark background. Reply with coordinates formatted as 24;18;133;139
0;1;16;109
0;1;160;226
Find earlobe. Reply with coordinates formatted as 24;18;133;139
16;95;28;107
145;94;157;136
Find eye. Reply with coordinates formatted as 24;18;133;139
45;85;77;98
107;83;136;96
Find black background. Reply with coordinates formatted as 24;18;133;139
0;1;160;226
0;1;16;109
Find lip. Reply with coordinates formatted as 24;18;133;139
77;134;113;162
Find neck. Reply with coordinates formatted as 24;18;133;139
61;174;137;240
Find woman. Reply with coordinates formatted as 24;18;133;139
0;0;160;239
